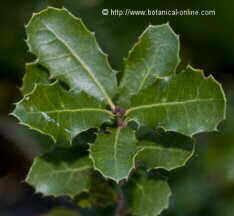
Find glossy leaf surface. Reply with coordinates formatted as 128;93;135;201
21;62;49;95
26;7;117;108
13;82;112;145
136;128;194;171
90;127;138;182
126;66;226;136
129;174;171;216
26;149;92;198
118;24;180;106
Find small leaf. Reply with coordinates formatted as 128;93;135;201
26;148;92;198
126;66;226;137
118;23;180;106
12;82;113;145
26;7;117;109
90;127;138;182
136;128;194;171
21;62;49;95
129;174;171;216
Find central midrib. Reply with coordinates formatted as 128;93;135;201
113;127;121;179
29;108;114;116
140;145;189;153
126;98;222;115
40;21;114;109
136;43;171;93
50;165;91;174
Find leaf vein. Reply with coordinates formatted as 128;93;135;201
126;98;222;115
41;21;114;108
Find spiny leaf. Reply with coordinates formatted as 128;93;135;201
126;66;226;137
13;7;228;213
118;23;180;107
26;149;92;198
26;7;117;109
129;174;171;216
12;82;113;145
90;127;138;182
136;127;194;171
21;62;49;95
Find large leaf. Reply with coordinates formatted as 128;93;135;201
136;127;194;171
126;66;226;136
26;149;92;198
118;23;180;106
129;174;171;216
21;62;49;95
90;127;138;182
26;7;117;109
12;82;113;145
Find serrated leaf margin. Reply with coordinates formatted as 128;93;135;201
25;6;118;110
125;65;227;137
88;127;140;183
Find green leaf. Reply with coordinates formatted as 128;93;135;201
136;127;194;171
26;148;92;198
12;82;113;145
21;62;49;95
129;174;171;216
118;23;180;106
75;173;117;208
43;208;79;216
26;7;117;109
90;127;138;182
126;66;226;137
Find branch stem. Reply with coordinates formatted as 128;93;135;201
115;185;126;216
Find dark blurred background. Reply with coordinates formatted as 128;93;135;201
0;0;234;215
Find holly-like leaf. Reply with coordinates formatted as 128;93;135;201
21;62;49;95
12;7;228;214
26;148;92;198
129;174;171;216
125;66;226;137
12;82;113;145
136;128;194;171
118;23;180;106
90;127;138;182
26;7;117;109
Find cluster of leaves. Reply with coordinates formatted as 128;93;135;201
12;7;226;216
